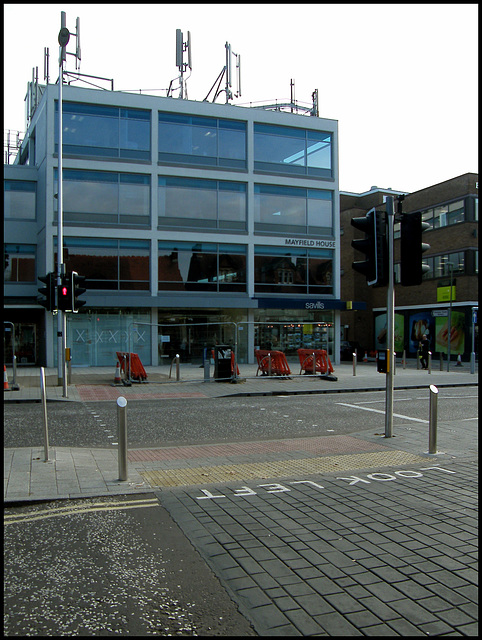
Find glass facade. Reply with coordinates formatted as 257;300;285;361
55;237;150;290
158;177;246;230
158;241;247;292
56;102;151;160
254;184;333;235
4;244;36;282
158;113;246;168
4;180;36;220
254;246;333;295
55;169;150;226
254;124;332;177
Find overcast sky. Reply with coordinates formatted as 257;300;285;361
4;3;478;193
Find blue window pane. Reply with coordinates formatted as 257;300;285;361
4;180;36;192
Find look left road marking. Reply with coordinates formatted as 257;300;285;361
336;402;428;423
4;498;159;525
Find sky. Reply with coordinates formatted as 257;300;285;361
3;3;478;194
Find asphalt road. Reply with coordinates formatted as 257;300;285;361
4;388;479;450
4;493;256;636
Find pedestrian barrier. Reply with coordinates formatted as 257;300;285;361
116;352;148;382
297;349;334;375
4;365;10;391
255;350;291;377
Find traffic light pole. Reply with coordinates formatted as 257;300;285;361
57;15;67;396
385;196;395;438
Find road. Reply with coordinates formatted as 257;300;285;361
4;493;256;636
4;388;478;449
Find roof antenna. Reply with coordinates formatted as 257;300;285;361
204;41;241;103
168;29;192;99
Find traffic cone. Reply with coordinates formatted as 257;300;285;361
114;361;121;383
363;351;368;362
4;365;10;391
456;354;463;367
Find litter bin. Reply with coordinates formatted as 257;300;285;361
214;345;232;381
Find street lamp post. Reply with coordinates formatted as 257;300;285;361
446;261;454;373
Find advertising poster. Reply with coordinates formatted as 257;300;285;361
408;312;434;354
375;313;404;353
435;311;465;354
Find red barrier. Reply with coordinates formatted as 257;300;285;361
297;349;334;375
116;352;148;381
255;350;291;376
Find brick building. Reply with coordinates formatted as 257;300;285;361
340;173;478;362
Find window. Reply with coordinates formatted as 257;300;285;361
158;241;246;292
55;238;150;290
254;124;332;177
4;181;36;220
158;113;246;169
55;102;151;160
421;199;465;230
254;246;333;294
158;177;246;230
55;169;150;226
395;251;467;283
254;184;333;235
4;244;36;282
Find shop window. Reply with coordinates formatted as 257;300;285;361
55;238;150;290
158;241;247;292
254;245;333;295
4;244;36;282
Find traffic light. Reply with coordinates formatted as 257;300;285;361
72;271;86;312
57;271;87;312
351;208;388;287
57;273;72;311
38;272;56;311
400;212;430;286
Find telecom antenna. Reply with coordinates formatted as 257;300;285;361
204;41;241;104
44;47;50;83
172;29;192;99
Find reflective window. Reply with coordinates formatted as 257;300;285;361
4;244;36;282
158;241;247;292
55;238;150;290
55;169;150;226
421;199;465;229
4;181;36;220
158;113;246;168
254;124;332;177
158;177;246;230
254;184;333;235
254;246;333;294
56;102;151;160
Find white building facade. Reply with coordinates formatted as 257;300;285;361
4;83;350;367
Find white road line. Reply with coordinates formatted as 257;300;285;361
336;402;429;423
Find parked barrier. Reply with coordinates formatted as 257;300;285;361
297;349;334;376
116;352;148;382
255;350;291;376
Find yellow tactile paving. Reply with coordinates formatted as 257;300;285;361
139;450;428;488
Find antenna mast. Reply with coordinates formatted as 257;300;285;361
170;29;192;99
204;41;241;104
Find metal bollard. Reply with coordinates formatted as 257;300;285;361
428;351;432;374
175;354;180;381
40;367;49;462
268;353;272;376
117;396;128;481
204;357;210;382
313;351;316;376
393;352;396;376
352;353;356;376
440;352;443;371
402;349;406;370
428;385;438;454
